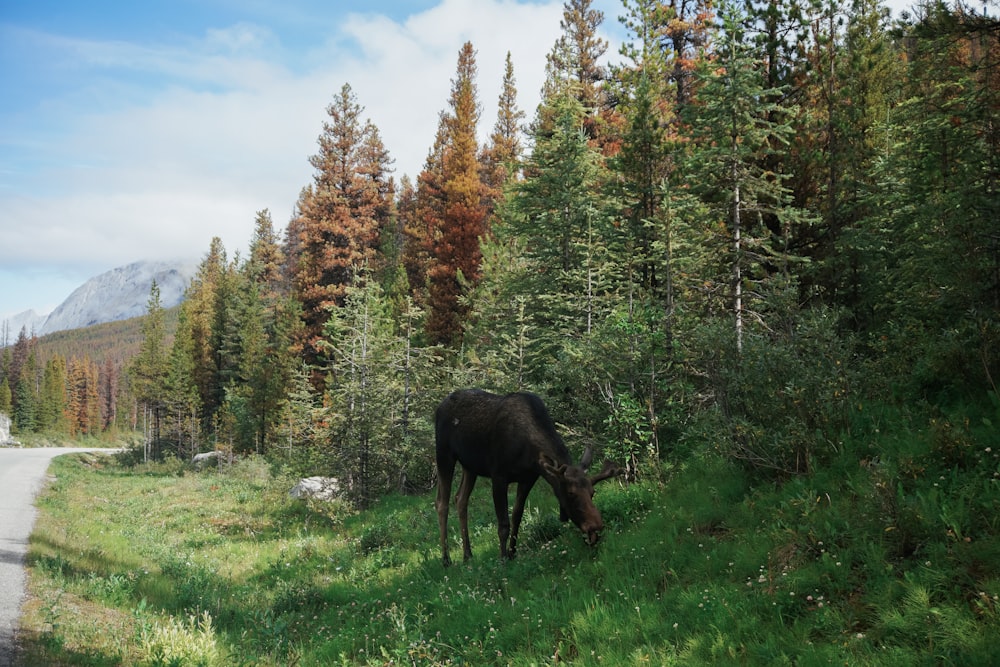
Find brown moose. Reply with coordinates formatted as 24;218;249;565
434;389;619;565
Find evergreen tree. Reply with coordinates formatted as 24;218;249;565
8;327;33;420
183;237;230;432
66;357;100;436
14;374;37;433
321;272;442;504
0;378;11;416
130;281;169;460
426;42;488;346
661;0;715;109
543;0;610;144
681;1;804;351
101;358;118;432
38;355;67;433
501;91;619;427
612;0;680;351
860;3;1000;393
403;120;447;316
163;307;201;459
481;51;525;210
290;83;395;357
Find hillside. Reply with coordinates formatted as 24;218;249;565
30;307;180;369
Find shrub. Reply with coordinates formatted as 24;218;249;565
137;608;224;667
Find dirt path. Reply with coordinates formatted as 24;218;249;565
0;448;115;666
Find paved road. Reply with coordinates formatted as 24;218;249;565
0;448;115;667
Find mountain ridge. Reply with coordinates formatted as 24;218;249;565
2;260;197;338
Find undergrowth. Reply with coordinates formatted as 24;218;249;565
16;398;1000;665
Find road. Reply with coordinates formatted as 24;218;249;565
0;448;115;667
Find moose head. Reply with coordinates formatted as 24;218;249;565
541;446;620;546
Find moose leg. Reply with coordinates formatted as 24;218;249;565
456;466;477;562
491;478;513;560
435;454;456;566
508;478;536;559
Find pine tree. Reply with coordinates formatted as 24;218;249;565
101;358;118;432
38;355;67;433
860;3;1000;392
544;0;610;143
612;0;682;350
426;42;488;346
183;237;230;431
480;52;525;210
7;327;33;421
14;372;37;433
290;83;395;357
163;307;200;459
66;357;100;436
662;0;714;109
501;91;617;425
403;120;447;315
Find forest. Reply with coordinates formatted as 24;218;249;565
1;0;997;505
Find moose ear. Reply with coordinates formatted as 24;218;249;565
589;460;620;485
579;446;594;471
539;453;566;478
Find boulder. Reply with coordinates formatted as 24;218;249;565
289;476;342;501
192;451;220;469
0;413;19;447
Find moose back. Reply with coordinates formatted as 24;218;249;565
434;389;618;565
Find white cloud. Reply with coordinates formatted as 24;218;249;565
0;0;606;316
0;0;943;320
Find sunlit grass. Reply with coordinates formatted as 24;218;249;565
16;406;1000;665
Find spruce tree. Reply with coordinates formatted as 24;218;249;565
681;1;802;351
38;355;67;434
131;281;169;459
481;51;525;211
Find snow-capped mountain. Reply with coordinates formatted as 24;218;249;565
3;260;198;336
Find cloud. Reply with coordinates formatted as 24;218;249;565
1;0;605;317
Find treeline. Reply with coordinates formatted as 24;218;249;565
0;311;175;438
8;0;998;507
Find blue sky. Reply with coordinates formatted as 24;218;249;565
0;0;915;325
1;0;610;322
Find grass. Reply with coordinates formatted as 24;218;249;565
15;401;1000;665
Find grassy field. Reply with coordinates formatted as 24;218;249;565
16;403;1000;665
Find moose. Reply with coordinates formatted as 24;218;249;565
435;389;619;565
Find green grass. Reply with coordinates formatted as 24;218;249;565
17;403;1000;665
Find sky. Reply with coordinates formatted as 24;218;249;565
0;0;918;322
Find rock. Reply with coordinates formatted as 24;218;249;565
192;451;220;469
0;413;19;447
289;476;342;501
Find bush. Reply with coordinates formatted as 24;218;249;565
137;608;224;667
685;306;856;477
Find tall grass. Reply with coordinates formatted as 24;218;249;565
17;404;1000;665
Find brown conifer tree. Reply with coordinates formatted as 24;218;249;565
426;42;488;346
289;83;395;357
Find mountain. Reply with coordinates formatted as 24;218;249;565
2;309;47;338
3;260;198;337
